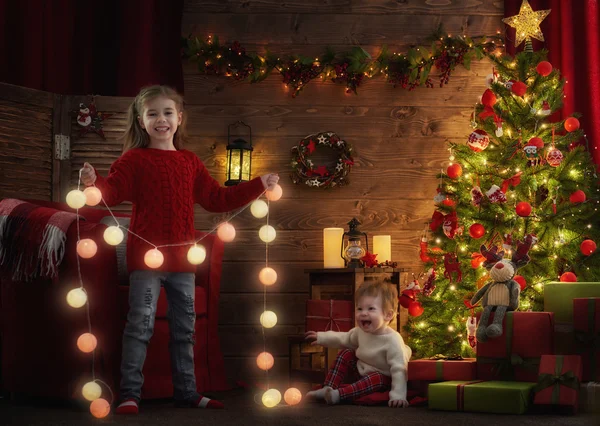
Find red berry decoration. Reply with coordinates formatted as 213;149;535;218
481;89;497;107
516;201;532;217
580;239;597;256
511;81;527;97
536;61;553;76
469;223;485;239
569;190;586;204
560;272;577;282
514;275;527;291
564;117;580;132
447;163;463;179
408;301;424;317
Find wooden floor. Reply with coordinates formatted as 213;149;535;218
1;390;596;426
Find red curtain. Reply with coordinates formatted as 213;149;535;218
504;0;600;166
0;0;184;96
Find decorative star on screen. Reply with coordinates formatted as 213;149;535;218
502;0;551;47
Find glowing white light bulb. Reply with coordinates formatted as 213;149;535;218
66;288;87;308
262;389;282;408
82;381;102;401
260;311;278;328
259;225;276;243
66;189;86;209
250;200;269;218
187;245;206;265
103;226;124;245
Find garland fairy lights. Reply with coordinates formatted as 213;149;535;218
182;29;504;97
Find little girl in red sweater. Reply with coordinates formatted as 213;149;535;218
80;85;278;414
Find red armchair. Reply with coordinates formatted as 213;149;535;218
0;199;227;400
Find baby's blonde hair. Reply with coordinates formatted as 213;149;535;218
355;280;398;316
121;85;187;153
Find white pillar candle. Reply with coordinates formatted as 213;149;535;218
373;235;392;263
323;228;345;268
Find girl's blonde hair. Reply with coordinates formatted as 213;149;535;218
355;280;398;315
122;85;187;153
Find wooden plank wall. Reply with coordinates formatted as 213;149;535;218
0;84;55;201
181;0;504;386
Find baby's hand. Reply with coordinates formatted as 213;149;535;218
80;162;97;186
304;331;318;345
260;173;279;190
388;399;409;408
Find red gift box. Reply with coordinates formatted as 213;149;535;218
305;299;353;332
533;355;582;410
476;311;554;382
408;358;477;381
573;297;600;381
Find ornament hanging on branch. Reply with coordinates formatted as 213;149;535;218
470;185;484;207
75;98;111;139
443;252;463;283
421;267;437;297
486;185;507;204
467;129;490;152
523;137;544;166
546;128;564;167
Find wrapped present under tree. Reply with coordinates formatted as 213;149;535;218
305;299;353;332
533;355;582;411
476;311;554;382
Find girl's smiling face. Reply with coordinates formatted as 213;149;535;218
138;96;183;148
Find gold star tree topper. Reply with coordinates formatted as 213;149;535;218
503;0;551;47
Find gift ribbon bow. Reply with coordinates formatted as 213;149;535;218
306;300;353;332
501;171;523;193
478;105;498;121
534;356;580;405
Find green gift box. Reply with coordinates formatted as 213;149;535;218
544;282;600;354
544;282;600;323
428;380;536;414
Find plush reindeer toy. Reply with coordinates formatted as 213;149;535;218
470;234;536;342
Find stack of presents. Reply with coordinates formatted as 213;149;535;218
295;282;599;414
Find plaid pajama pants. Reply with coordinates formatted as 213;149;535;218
324;349;391;401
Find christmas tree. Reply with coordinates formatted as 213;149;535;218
406;48;600;358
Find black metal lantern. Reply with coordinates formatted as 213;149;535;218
340;218;369;268
225;121;253;186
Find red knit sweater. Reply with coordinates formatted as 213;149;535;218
93;148;265;273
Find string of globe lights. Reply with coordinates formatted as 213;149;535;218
63;173;300;418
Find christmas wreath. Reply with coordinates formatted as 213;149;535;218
290;132;354;188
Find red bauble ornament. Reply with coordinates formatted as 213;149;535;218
469;223;485;239
560;272;577;282
511;81;527;97
580;239;597;256
481;89;497;107
442;198;456;207
570;190;586;204
546;146;564;167
467;129;490;152
564;117;580;132
514;275;527;291
536;61;553;76
447;163;463;179
408;301;424;317
516;201;532;217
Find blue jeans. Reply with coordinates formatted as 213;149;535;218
120;270;199;403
